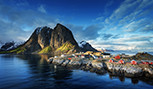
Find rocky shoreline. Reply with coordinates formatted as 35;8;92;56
47;56;153;78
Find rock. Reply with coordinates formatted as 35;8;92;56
50;23;80;54
82;59;92;65
143;68;153;78
61;60;70;66
106;62;143;77
67;59;82;68
144;68;153;75
38;26;52;49
52;58;65;65
91;60;105;69
125;67;142;74
47;57;54;63
21;27;52;53
95;68;107;75
124;66;143;77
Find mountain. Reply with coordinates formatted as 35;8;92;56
49;24;80;55
132;52;153;60
0;23;81;55
20;26;52;53
0;41;15;51
79;41;98;52
0;41;23;51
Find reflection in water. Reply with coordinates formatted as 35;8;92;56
1;54;14;58
118;76;125;82
18;54;72;79
40;55;49;64
0;54;153;89
109;73;139;84
108;71;153;85
16;54;73;88
109;73;125;82
131;78;139;84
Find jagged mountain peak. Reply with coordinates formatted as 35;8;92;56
50;23;78;50
79;41;98;52
54;23;71;32
35;26;52;34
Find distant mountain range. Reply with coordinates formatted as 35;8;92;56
0;23;97;55
0;41;23;51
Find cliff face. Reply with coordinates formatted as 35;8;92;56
21;26;52;53
50;24;80;55
38;27;52;49
50;24;79;50
7;23;80;55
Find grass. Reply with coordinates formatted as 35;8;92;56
39;46;52;54
56;42;75;53
16;48;26;54
0;47;26;54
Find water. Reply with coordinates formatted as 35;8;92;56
0;54;153;89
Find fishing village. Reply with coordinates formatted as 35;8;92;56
47;51;153;78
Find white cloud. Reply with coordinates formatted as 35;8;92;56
87;34;153;52
38;5;46;13
108;0;141;23
93;0;153;52
66;24;103;42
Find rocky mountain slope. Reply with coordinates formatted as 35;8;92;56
0;24;85;55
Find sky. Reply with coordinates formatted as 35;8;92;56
0;0;153;52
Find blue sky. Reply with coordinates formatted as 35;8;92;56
0;0;153;52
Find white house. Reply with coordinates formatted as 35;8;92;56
103;55;110;58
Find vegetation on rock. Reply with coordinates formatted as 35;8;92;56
0;47;26;54
56;42;75;54
39;46;52;54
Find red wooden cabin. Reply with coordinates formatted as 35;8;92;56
131;60;137;65
142;60;153;65
109;59;114;63
68;58;72;60
115;55;121;59
118;59;124;64
141;60;149;64
149;61;153;65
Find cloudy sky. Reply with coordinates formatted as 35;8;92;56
0;0;153;52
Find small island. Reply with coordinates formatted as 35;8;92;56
47;51;153;78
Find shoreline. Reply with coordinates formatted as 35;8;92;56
47;55;153;78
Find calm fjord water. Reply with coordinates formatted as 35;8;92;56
0;54;153;89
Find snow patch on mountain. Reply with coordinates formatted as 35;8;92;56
78;41;87;48
0;41;24;51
